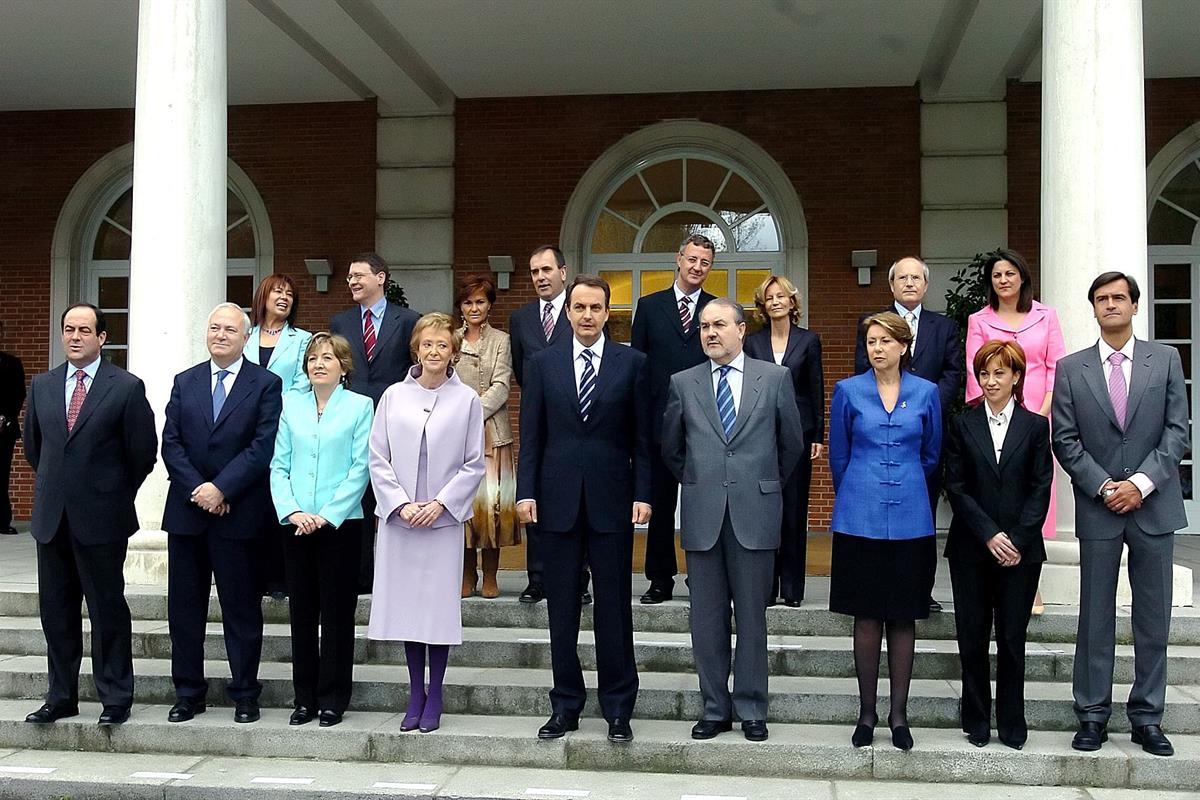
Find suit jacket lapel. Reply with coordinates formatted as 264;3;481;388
67;360;116;439
693;366;726;439
584;345;620;425
726;361;763;442
781;325;802;366
1080;344;1121;430
1123;340;1153;423
50;364;69;435
548;306;571;346
997;406;1033;475
661;292;689;342
964;405;1001;478
345;310;368;366
371;303;402;361
189;365;216;430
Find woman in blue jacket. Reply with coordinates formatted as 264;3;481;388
829;312;942;751
270;332;374;728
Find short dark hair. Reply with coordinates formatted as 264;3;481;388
250;273;300;328
61;302;106;335
350;252;389;280
530;244;566;267
701;297;747;325
679;233;717;256
983;249;1034;313
566;274;610;308
456;273;497;307
1088;271;1141;305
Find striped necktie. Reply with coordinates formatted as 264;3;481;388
716;364;736;438
363;309;377;361
578;349;596;421
679;296;693;333
1107;351;1128;430
542;302;555;341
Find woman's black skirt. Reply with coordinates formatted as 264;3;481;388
829;532;936;621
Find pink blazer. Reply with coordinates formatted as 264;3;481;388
965;300;1066;412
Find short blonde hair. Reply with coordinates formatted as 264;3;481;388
861;311;913;371
410;312;463;362
753;274;801;325
303;332;354;386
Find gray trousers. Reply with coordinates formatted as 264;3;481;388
1074;519;1174;726
686;509;774;722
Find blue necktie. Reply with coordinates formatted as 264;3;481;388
212;369;230;421
716;364;736;438
578;349;596;421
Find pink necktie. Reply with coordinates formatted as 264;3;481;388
541;302;555;341
67;370;87;432
363;309;377;361
1107;351;1127;430
679;297;692;333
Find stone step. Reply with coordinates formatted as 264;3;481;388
0;656;1198;733
2;617;1199;685
1;586;1197;645
0;701;1194;790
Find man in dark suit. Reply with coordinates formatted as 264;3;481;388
662;299;805;741
23;303;157;726
330;252;421;592
854;255;962;611
0;320;26;536
630;233;717;603
517;274;651;743
508;244;587;605
1052;272;1189;757
162;303;282;724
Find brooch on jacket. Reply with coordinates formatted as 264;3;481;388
900;401;907;409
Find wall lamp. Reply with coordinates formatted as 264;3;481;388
304;258;333;293
488;255;516;290
851;249;877;287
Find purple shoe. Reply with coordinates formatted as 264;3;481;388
401;691;426;732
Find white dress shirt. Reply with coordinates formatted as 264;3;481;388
572;333;605;391
985;396;1015;464
895;301;921;354
63;356;102;412
210;356;245;396
709;351;746;415
674;284;702;322
542;290;566;328
1096;335;1154;499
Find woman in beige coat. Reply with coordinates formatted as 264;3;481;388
457;274;522;597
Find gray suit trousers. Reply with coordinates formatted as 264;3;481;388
686;508;774;722
1074;519;1174;726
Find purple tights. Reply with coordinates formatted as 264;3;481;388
402;642;450;728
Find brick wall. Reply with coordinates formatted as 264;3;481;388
454;87;923;530
0;100;377;520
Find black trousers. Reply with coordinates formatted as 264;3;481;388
358;487;377;595
644;448;679;585
168;532;264;702
258;519;289;596
949;556;1041;742
0;432;15;529
37;518;133;708
283;521;362;714
774;453;812;602
542;503;637;722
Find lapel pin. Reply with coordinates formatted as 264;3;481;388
900;401;907;409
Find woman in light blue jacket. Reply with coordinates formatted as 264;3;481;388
246;273;313;392
270;332;374;728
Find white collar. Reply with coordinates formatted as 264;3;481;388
67;356;102;380
1098;335;1135;364
542;291;566;315
985;395;1016;424
573;333;605;361
211;356;245;377
895;301;922;319
710;350;746;374
674;284;702;305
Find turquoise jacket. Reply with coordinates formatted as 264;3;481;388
270;384;374;528
247;324;313;393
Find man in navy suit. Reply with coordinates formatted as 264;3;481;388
508;245;587;605
330;252;421;592
630;234;717;603
517;274;651;743
23;303;157;726
162;303;283;724
854;255;962;611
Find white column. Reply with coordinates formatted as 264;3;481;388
126;0;227;582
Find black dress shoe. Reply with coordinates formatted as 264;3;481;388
319;710;343;728
766;597;779;607
851;722;875;748
289;706;316;725
519;584;545;604
998;736;1024;751
537;713;579;739
581;590;593;606
607;718;633;742
1131;724;1174;756
1071;721;1107;751
25;703;78;724
928;596;943;613
690;719;732;740
98;705;130;726
3;526;18;536
783;598;802;608
640;584;672;605
742;720;769;741
168;699;206;723
966;731;989;747
234;698;260;723
891;725;914;751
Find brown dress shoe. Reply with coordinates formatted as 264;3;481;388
481;548;501;598
462;548;478;598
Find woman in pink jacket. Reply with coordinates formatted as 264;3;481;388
965;250;1066;613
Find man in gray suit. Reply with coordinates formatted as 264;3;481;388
662;298;804;742
1052;271;1189;757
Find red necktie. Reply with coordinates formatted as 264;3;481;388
67;369;87;432
364;309;377;361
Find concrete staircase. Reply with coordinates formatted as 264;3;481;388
0;584;1196;797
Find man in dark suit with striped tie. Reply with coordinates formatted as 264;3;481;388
517;274;651;743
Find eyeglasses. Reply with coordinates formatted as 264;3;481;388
346;272;377;283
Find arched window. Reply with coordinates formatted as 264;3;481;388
1147;151;1199;518
588;154;782;340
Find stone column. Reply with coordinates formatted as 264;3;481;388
125;0;227;583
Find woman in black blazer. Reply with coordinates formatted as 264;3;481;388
744;274;825;606
943;339;1052;751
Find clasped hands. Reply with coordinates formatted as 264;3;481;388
516;500;652;525
986;531;1021;567
288;511;328;535
190;482;230;516
398;499;445;528
1101;479;1143;515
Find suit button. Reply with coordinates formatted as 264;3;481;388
727;451;734;457
1124;468;1132;474
722;481;729;487
1122;438;1129;444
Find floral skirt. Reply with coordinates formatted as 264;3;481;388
464;431;522;549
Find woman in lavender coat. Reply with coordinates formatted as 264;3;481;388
367;312;485;734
